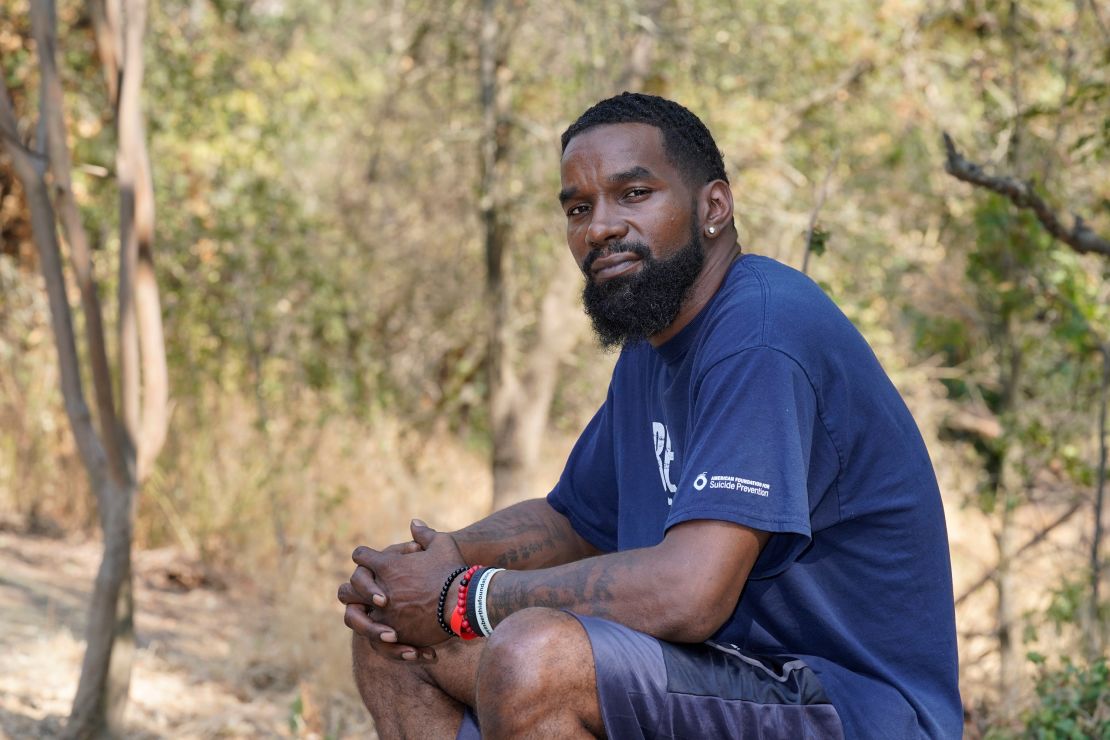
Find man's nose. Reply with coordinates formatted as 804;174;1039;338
585;202;629;247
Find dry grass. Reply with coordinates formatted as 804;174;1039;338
0;387;513;738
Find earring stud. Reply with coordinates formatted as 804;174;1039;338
707;226;717;235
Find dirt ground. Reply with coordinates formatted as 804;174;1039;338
0;527;375;739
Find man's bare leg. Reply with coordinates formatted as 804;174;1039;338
354;608;603;739
475;608;604;739
352;635;483;740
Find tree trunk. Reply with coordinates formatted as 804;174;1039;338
478;0;522;509
481;2;662;511
2;1;163;734
1;64;136;740
993;330;1022;721
1088;344;1109;658
490;258;586;509
69;1;164;733
67;482;136;739
994;494;1017;718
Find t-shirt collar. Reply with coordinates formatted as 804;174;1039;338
654;294;713;365
652;255;744;365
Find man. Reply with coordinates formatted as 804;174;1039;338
339;93;962;739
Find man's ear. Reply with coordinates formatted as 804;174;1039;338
699;179;734;238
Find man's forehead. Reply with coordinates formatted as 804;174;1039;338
560;122;669;176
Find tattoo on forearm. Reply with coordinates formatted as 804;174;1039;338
451;502;584;568
487;558;619;625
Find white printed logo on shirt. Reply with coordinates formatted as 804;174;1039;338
652;422;678;505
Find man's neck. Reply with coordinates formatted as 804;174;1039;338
648;238;743;347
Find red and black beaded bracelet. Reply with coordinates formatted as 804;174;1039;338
437;565;469;637
450;565;483;640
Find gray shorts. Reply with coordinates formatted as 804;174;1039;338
458;613;844;739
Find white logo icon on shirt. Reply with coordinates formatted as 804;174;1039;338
694;472;708;491
652;422;678;505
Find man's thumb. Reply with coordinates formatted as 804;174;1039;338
410;518;436;545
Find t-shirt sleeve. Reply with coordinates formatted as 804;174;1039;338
546;386;620;553
665;347;819;579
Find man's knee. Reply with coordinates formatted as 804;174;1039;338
480;608;586;688
476;608;600;735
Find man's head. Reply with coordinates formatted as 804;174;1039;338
561;93;728;188
559;93;733;349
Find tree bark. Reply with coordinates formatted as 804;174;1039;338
68;482;136;739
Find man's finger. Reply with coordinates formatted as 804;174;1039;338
352;545;388;571
383;540;423;555
410;519;437;548
349;566;388;606
344;604;397;640
338;581;386;607
362;639;438;663
347;609;437;663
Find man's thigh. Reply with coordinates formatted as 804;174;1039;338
573;614;845;740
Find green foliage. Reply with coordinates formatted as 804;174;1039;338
1023;657;1110;739
806;225;830;258
1045;577;1088;632
288;692;304;735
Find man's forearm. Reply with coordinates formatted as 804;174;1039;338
483;521;768;643
449;498;601;570
484;547;704;641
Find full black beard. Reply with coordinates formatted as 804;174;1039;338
581;223;705;349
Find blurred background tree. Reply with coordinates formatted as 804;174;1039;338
1;0;1107;736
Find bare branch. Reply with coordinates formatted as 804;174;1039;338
943;408;1003;441
30;0;130;486
801;149;839;275
777;59;874;141
87;0;123;109
1087;0;1110;45
942;132;1110;258
0;61;110;499
955;499;1084;607
0;123;48;170
115;0;167;480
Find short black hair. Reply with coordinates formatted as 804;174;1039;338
561;92;728;186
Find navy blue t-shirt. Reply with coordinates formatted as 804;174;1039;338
548;255;961;739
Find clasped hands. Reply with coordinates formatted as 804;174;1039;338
338;519;466;662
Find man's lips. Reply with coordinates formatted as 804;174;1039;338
590;251;643;282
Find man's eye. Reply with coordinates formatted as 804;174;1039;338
567;204;589;217
625;188;650;199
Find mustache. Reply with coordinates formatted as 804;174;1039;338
581;241;652;275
